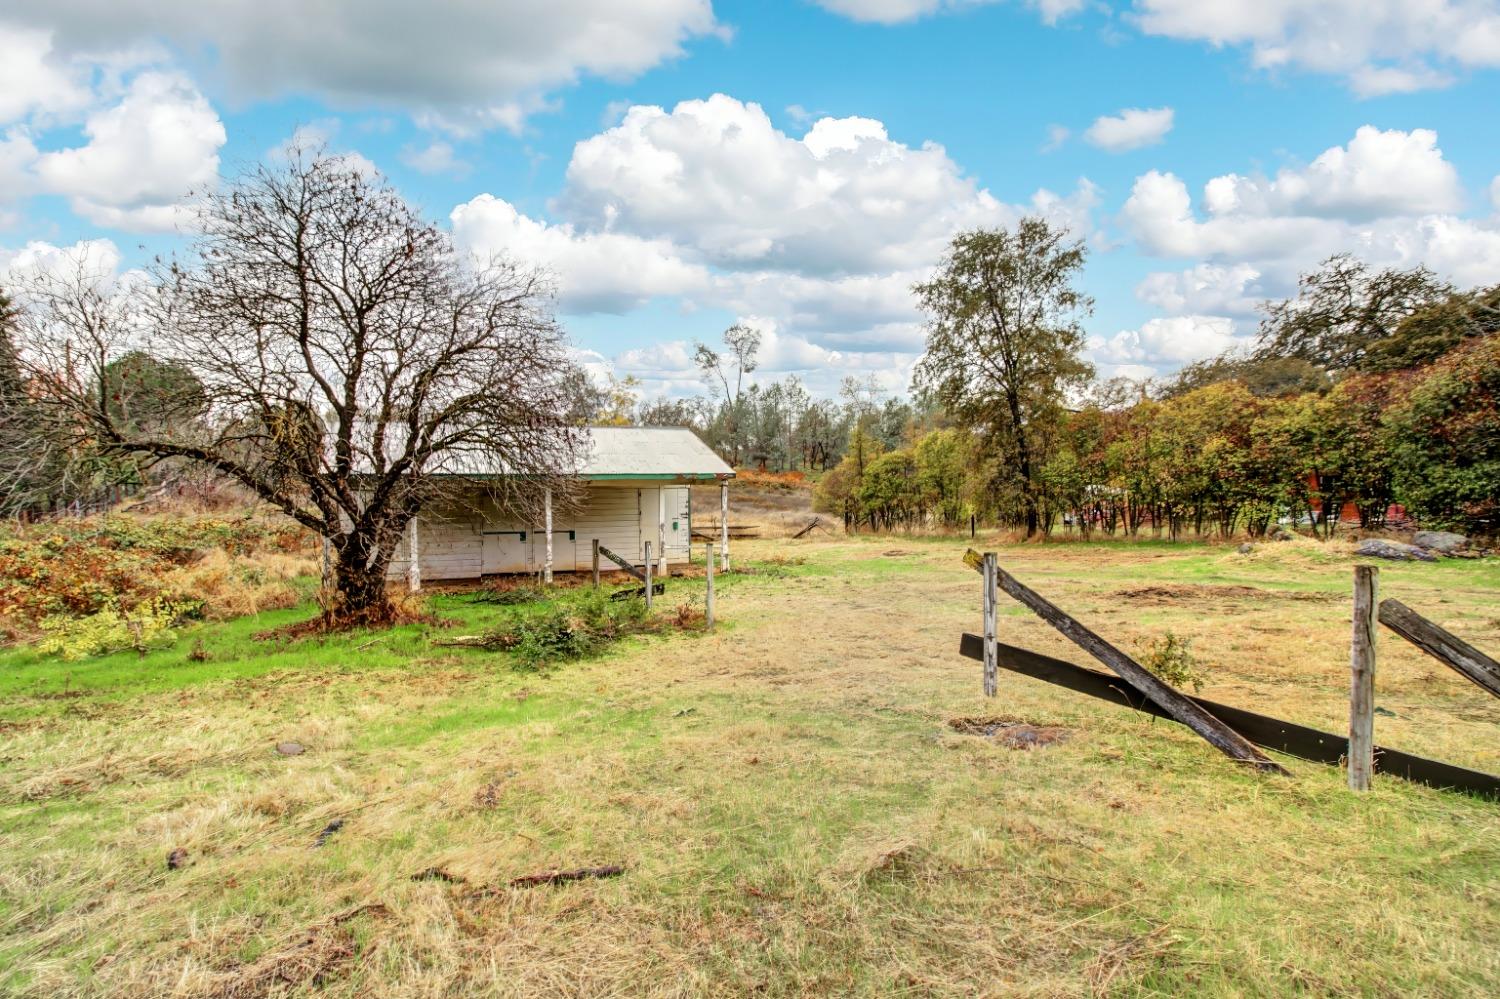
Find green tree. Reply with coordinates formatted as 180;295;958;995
1255;254;1451;373
1363;284;1500;372
913;428;969;528
1385;335;1500;534
912;218;1094;536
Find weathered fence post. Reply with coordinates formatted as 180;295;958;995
592;539;600;590
1349;565;1378;792
705;542;715;630
543;488;554;586
643;542;653;612
982;552;998;697
407;519;422;593
720;480;730;572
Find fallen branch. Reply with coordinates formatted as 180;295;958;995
508;864;625;888
410;867;466;883
791;517;827;539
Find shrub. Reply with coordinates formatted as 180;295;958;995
1137;632;1207;693
36;598;196;661
0;514;315;645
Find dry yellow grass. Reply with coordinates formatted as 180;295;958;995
1;533;1497;996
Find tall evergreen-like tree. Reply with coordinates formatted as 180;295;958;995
912;218;1093;535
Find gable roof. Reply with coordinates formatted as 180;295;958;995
575;426;734;480
357;425;733;481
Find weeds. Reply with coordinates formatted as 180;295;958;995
1136;631;1207;693
36;597;197;661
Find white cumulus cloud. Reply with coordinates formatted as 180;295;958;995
1132;0;1500;95
813;0;1086;25
1084;107;1175;152
1094;314;1245;369
1135;263;1264;319
558;94;1097;277
6;0;720;129
450;194;709;314
35;71;225;232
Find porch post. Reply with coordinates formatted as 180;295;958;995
407;518;421;592
658;488;668;577
719;478;730;572
543;488;554;585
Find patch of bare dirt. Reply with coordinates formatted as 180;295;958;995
948;717;1072;749
1114;583;1334;605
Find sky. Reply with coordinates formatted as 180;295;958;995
2;0;1499;400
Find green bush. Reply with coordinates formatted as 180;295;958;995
490;590;653;671
1137;632;1207;693
36;598;196;661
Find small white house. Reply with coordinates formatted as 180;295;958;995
387;426;734;585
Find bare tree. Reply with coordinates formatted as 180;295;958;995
693;323;761;465
14;149;585;624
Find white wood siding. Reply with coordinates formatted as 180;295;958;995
388;481;698;580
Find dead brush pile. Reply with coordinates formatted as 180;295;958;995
0;514;315;649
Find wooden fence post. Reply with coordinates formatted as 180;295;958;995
407;518;421;593
720;480;730;572
1349;565;1378;792
982;552;998;697
592;539;600;590
643;542;653;612
543;488;554;586
705;542;715;630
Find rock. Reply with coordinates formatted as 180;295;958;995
1413;530;1468;554
275;741;306;756
1237;543;1254;554
1355;539;1437;562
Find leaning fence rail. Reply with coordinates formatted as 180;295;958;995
1378;599;1500;700
960;549;1499;798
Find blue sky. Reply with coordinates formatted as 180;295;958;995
3;0;1499;398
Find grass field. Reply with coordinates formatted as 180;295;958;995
2;533;1498;997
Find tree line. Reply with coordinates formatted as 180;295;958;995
808;239;1498;539
2;148;1496;633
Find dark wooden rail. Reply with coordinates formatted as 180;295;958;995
958;636;1500;797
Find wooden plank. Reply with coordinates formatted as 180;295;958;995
596;544;645;582
643;541;653;611
720;481;730;572
1379;598;1500;700
981;552;998;698
958;636;1500;797
1349;566;1378;791
705;542;715;630
962;549;1286;775
592;539;600;590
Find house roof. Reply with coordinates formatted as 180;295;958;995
355;425;733;481
574;426;734;480
414;426;733;481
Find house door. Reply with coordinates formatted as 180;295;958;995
668;487;691;558
481;531;529;574
636;487;659;560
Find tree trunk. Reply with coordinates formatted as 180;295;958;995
328;534;396;625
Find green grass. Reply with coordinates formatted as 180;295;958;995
1;536;1497;996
